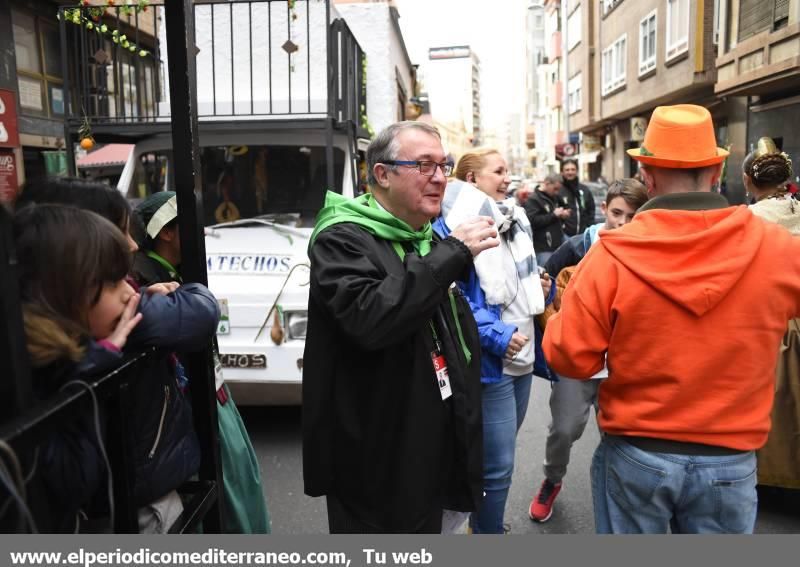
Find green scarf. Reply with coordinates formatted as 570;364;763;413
310;191;471;365
147;250;181;283
310;191;432;256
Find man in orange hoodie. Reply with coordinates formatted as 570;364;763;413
542;104;800;534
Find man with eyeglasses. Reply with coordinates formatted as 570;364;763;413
303;121;499;533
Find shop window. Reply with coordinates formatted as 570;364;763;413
11;9;64;118
666;0;689;62
639;10;657;76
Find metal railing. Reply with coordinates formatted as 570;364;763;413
59;1;366;131
0;203;222;533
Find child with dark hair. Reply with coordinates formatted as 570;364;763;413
528;177;649;524
14;196;219;533
13;205;141;532
133;191;271;534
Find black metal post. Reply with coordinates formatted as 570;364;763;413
0;207;33;418
325;1;335;191
163;0;222;533
59;9;76;176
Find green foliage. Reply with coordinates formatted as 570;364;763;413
58;1;151;58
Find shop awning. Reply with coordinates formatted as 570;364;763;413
77;144;134;168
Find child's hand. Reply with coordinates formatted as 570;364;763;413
145;282;180;296
105;293;143;350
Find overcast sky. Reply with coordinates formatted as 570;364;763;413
395;0;527;134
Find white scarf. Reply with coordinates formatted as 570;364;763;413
441;180;544;315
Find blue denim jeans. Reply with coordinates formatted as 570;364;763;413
591;436;758;534
469;373;533;534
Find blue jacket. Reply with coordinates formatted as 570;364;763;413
40;282;220;530
432;217;556;383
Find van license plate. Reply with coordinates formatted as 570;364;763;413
219;354;267;369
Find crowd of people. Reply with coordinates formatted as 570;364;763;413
4;103;799;535
304;104;800;535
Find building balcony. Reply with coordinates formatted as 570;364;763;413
549;81;563;108
716;22;800;97
549;31;562;61
58;1;366;140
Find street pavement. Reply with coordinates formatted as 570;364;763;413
240;378;800;534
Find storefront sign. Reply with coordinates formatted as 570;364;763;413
580;134;603;152
0;90;20;148
0;149;19;204
17;77;43;112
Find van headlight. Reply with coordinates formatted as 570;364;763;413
286;311;308;340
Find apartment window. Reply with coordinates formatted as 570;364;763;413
639;10;657;76
739;0;790;41
568;73;582;114
602;34;626;96
602;0;623;18
666;0;689;61
11;9;64;117
567;5;582;51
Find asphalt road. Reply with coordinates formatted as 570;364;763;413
240;378;800;534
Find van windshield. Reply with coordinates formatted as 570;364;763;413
132;145;345;227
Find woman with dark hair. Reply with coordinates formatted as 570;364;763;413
16;178;139;253
743;138;799;234
743;139;800;490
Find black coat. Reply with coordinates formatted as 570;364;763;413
38;283;219;531
525;189;566;253
558;179;595;236
302;223;483;532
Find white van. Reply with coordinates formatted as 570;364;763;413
122;128;360;405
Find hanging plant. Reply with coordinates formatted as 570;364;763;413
78;110;95;150
360;56;373;137
58;1;152;58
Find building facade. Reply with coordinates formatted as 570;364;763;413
334;0;416;134
527;0;797;204
422;45;482;153
715;0;800;202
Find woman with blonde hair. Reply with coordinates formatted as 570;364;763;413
433;148;551;533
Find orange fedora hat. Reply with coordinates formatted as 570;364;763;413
627;104;729;168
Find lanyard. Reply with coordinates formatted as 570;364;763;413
391;243;471;365
147;251;182;283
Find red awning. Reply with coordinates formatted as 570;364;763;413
77;144;134;168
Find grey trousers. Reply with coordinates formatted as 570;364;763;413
543;378;601;483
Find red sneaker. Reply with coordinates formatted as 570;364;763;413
529;479;562;522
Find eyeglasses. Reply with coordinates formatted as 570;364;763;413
381;160;454;177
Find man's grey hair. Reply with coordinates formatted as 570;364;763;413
366;121;441;188
544;173;562;185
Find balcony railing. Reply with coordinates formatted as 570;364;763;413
59;1;366;135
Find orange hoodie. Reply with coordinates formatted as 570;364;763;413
543;201;800;450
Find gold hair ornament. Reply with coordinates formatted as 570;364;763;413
752;137;793;178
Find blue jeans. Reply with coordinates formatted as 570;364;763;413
469;373;533;534
591;436;758;534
